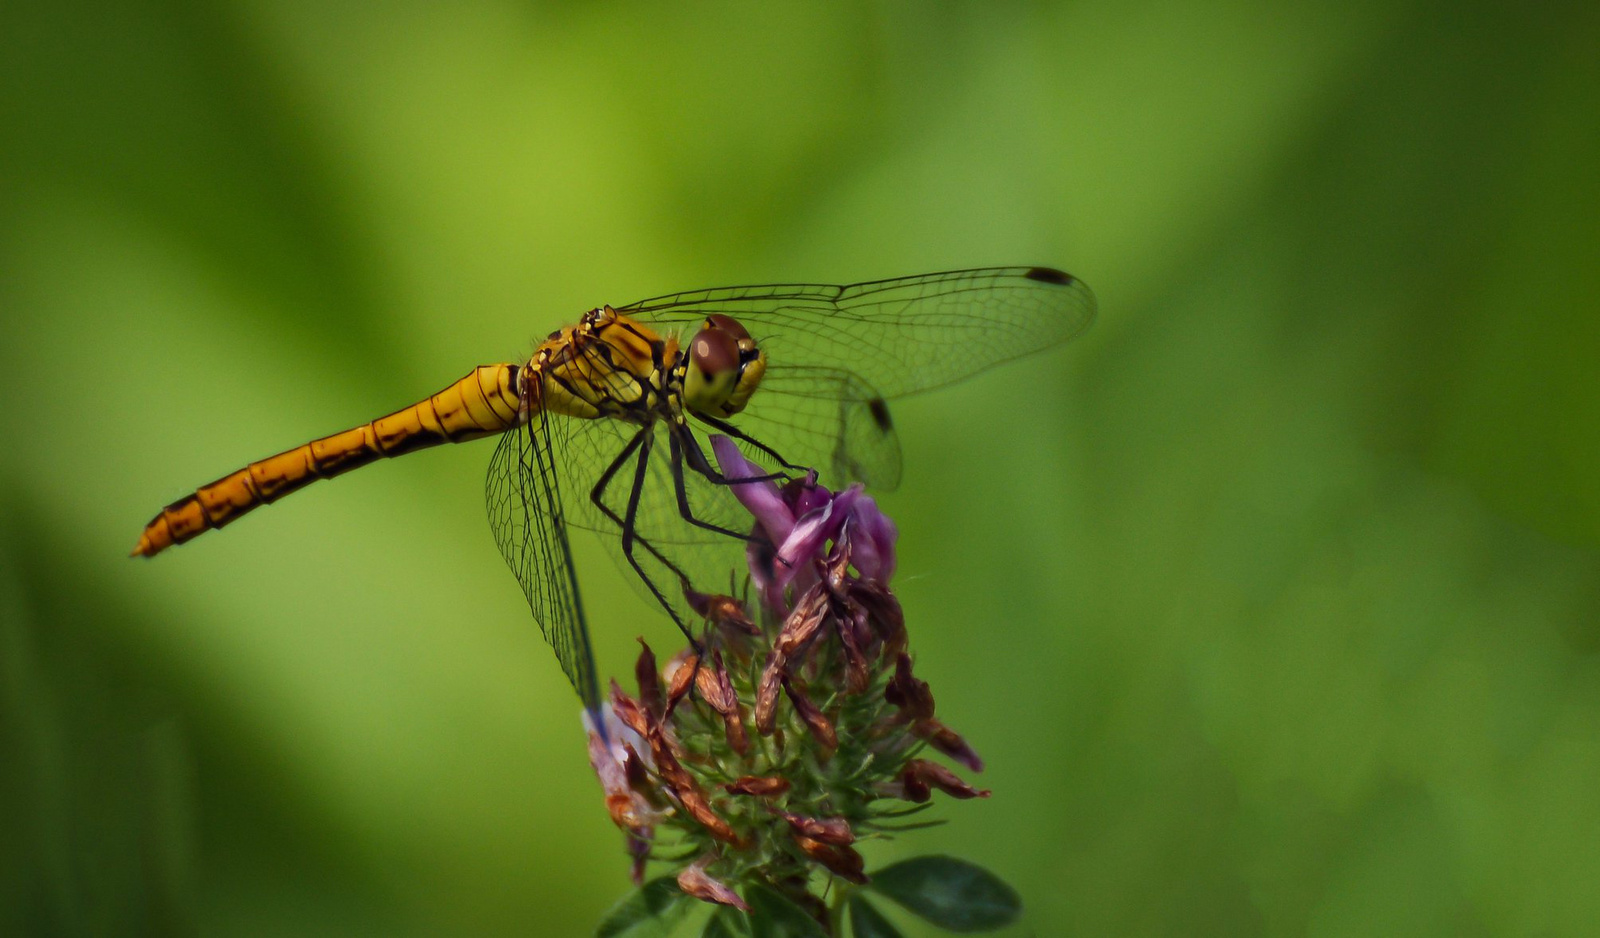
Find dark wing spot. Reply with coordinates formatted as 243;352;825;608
868;397;893;432
1024;267;1073;285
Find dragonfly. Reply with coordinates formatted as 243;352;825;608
133;267;1096;716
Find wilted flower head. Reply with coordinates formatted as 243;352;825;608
583;435;989;930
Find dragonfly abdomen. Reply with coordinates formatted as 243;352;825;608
132;364;524;558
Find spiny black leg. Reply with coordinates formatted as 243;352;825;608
674;421;800;573
691;412;807;476
590;428;705;592
590;426;646;520
616;431;702;651
666;426;766;543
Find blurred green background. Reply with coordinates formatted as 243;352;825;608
4;1;1599;935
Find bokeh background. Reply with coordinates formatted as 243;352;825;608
4;1;1599;935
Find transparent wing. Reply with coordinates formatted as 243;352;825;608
616;266;1094;490
615;266;1096;400
551;411;754;632
485;419;601;712
714;363;904;490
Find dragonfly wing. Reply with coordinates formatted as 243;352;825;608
617;267;1090;489
485;420;601;712
554;416;753;627
703;364;903;491
616;266;1096;400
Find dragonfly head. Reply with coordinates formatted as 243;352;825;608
683;314;766;418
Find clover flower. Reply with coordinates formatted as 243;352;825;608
584;436;1018;936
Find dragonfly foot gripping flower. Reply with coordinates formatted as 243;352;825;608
587;438;1022;936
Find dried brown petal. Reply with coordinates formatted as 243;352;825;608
695;651;738;715
621;743;654;794
783;677;837;755
917;718;985;773
592;759;657;837
837;607;871;693
900;772;932;803
774;586;829;658
854;582;905;653
646;737;741;845
609;683;653;738
724;775;790;797
793;834;867;884
776;811;855;845
678;859;748;910
755;651;784;734
846;603;877;656
755;586;831;733
885;654;935;721
604;792;639;829
688;589;759;636
903;759;990;800
673;783;742;844
828;540;853;584
587;720;662;844
722;708;750;757
634;639;664;717
666;651;698;711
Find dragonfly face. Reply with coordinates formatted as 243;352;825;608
135;267;1096;718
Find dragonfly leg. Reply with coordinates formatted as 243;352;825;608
665;427;767;544
673;420;803;574
587;429;704;589
689;412;807;479
589;426;646;522
590;427;703;652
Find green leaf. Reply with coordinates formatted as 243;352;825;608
703;905;750;938
744;883;828;938
866;856;1021;933
848;896;906;938
596;877;692;938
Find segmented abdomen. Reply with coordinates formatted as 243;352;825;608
132;363;524;557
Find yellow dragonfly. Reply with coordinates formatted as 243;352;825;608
134;267;1096;714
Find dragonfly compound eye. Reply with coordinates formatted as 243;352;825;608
705;313;752;345
685;322;766;418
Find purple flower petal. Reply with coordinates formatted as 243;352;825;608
715;435;900;613
712;435;794;544
775;500;837;582
746;536;788;615
788;475;833;517
853;493;898;582
846;517;882;581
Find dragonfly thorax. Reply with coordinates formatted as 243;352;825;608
526;306;679;423
681;314;767;419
